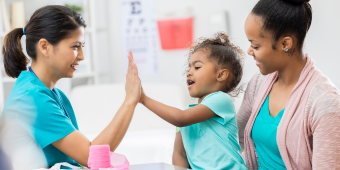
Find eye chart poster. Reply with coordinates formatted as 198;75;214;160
120;0;159;76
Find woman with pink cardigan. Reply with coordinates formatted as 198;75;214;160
237;0;340;169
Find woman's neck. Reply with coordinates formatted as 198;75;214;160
30;62;59;90
277;52;307;88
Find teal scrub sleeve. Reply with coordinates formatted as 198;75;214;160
28;88;77;149
54;88;79;130
200;92;236;125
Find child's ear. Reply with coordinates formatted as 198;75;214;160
217;69;229;82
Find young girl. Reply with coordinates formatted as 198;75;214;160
133;32;248;169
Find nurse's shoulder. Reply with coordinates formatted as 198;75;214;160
12;71;51;95
5;71;58;112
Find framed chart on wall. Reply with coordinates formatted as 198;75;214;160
120;0;159;76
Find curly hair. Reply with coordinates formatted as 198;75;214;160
186;32;245;97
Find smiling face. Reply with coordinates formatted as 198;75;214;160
186;50;221;98
244;14;289;75
48;26;85;78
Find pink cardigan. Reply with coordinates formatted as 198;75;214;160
237;55;340;170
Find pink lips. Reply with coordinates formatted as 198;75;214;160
256;60;261;66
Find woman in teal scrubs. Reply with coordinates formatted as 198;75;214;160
0;5;141;170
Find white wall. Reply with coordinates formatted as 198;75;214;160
305;0;340;88
103;0;340;110
3;0;340;108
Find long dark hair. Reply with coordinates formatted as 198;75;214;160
187;32;245;97
251;0;312;50
2;5;86;78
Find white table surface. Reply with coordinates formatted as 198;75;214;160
129;162;189;170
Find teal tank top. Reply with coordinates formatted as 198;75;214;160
251;95;287;170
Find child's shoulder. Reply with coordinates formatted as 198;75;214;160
202;91;232;103
200;91;236;125
200;91;234;111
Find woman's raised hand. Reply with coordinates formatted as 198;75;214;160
125;51;141;105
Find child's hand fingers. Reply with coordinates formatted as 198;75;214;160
138;78;146;104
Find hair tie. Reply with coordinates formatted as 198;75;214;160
22;28;25;35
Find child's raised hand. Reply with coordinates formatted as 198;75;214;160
139;84;146;104
125;50;141;105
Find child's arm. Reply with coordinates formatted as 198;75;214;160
172;131;189;168
141;95;215;127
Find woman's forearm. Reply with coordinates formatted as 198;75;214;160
92;100;136;151
142;96;186;127
53;51;141;166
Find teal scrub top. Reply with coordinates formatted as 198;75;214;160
180;91;248;170
1;71;80;168
252;95;286;170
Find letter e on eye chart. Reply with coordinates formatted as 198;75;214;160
120;0;159;76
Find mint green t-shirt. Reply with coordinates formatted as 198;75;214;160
252;95;286;170
180;91;248;170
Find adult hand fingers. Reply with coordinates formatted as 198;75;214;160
129;50;135;61
132;63;141;93
127;51;135;79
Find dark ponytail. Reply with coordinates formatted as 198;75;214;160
251;0;312;51
2;5;86;78
3;28;28;78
